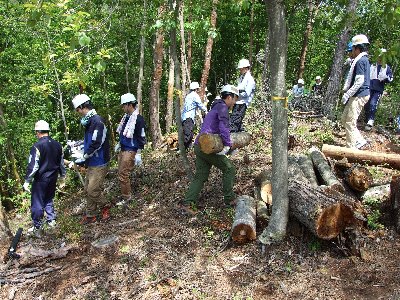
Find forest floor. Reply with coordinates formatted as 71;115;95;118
1;107;400;300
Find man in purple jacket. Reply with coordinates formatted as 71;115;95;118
182;85;239;211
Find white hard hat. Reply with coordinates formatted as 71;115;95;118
189;82;200;90
237;58;250;69
34;120;50;131
298;79;304;84
351;34;369;46
121;93;137;105
380;48;387;54
72;94;90;109
315;76;321;80
221;84;239;96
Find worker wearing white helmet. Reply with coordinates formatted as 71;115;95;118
23;120;66;236
114;93;147;206
71;93;111;224
229;58;256;132
292;78;305;97
341;34;370;149
311;76;323;96
364;48;393;131
181;81;208;150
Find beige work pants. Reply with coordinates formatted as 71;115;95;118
85;165;109;217
118;151;136;200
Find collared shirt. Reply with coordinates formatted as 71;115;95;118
292;85;304;97
181;91;207;121
84;114;110;167
237;71;256;106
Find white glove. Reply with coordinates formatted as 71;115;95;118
216;146;230;156
342;92;350;105
68;161;75;168
135;153;142;166
74;157;86;166
23;182;31;193
114;142;121;153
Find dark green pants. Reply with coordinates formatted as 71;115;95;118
185;144;236;204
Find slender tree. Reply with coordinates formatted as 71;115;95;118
137;0;147;113
259;0;289;246
166;51;175;133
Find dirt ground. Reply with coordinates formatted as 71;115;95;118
1;116;400;300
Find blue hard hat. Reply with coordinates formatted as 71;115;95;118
347;42;353;52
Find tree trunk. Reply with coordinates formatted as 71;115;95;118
166;52;175;134
309;147;341;187
0;204;12;241
136;0;147;112
179;0;190;91
198;132;251;154
249;0;254;66
187;0;192;79
390;176;400;233
170;0;193;179
323;0;359;118
231;195;256;243
289;181;359;239
297;0;319;80
124;40;131;93
199;0;218;100
259;0;289;245
322;144;400;169
149;4;166;148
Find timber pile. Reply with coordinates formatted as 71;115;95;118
160;133;179;150
231;195;257;243
198;132;251;154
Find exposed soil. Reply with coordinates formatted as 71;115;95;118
1;116;400;300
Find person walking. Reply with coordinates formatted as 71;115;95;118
341;34;371;149
181;85;239;212
364;48;393;131
230;59;256;132
72;94;111;224
181;81;208;150
114;93;146;206
23;120;66;235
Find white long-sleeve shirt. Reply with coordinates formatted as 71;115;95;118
237;71;256;106
181;91;207;121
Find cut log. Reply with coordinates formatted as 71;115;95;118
309;147;341;188
344;165;373;192
322;144;400;169
198;132;251;154
288;155;310;184
254;171;273;205
288;181;359;239
254;187;270;227
390;176;400;233
231;195;256;243
297;154;319;187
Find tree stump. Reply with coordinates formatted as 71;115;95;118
198;132;251;154
288;181;358;239
231;195;256;243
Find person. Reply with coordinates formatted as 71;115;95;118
341;34;370;149
72;94;111;224
23;120;66;235
292;79;305;97
181;81;208;150
114;93;146;206
230;59;256;132
364;48;393;131
182;85;238;211
311;76;322;96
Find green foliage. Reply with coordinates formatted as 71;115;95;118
363;195;385;230
308;239;322;252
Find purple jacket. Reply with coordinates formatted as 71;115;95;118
195;99;232;146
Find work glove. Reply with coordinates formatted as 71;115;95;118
68;161;75;168
135;152;142;166
216;146;230;156
58;177;66;189
342;92;350;105
23;182;31;193
74;157;86;166
114;142;121;153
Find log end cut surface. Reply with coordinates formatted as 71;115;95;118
231;223;257;243
316;203;354;239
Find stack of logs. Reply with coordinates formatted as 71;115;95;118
230;144;397;244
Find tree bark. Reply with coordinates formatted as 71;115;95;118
390;176;400;233
187;0;192;79
231;195;256;243
322;144;400;169
289;181;358;239
199;0;218;100
179;0;190;91
323;0;359;118
0;204;12;241
309;147;341;187
259;0;289;245
149;4;166;148
198;132;251;154
136;0;147;112
297;154;319;187
249;0;254;66
166;52;175;134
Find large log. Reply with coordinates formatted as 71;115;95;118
231;195;256;243
289;181;358;239
344;165;373;192
198;132;251;154
309;147;341;188
322;144;400;169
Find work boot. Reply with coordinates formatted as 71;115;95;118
27;226;44;238
80;215;98;225
101;207;110;221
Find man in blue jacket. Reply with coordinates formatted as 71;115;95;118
182;85;238;212
23;120;66;235
364;48;393;131
114;93;146;206
72;94;111;224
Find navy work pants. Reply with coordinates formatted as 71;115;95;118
364;90;382;123
31;175;58;228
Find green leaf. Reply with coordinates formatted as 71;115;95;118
78;33;91;46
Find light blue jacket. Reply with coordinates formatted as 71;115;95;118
181;90;207;121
